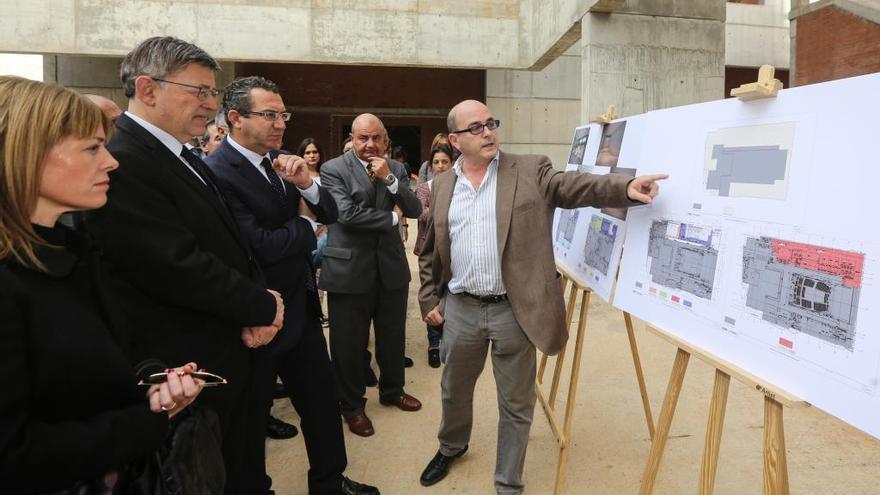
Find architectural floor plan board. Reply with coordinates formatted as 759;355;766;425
567;125;591;167
613;71;880;439
552;207;626;302
553;118;650;302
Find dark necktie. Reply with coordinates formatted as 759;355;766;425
261;157;317;292
260;157;287;207
180;147;224;201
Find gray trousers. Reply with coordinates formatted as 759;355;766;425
438;293;537;495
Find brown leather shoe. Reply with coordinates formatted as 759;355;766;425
379;392;422;412
345;413;375;437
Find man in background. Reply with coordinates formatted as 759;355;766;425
320;114;422;437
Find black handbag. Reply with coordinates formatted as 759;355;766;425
128;404;226;495
42;404;225;495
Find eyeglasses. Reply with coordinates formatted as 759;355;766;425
152;78;221;100
450;119;501;135
242;111;292;122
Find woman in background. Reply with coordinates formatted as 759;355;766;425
417;133;448;185
413;144;453;368
296;137;329;320
0;76;203;494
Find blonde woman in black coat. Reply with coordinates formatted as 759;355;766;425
0;76;204;494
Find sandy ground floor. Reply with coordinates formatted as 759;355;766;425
267;234;880;494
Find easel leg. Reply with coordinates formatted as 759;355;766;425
547;282;577;409
698;370;730;495
554;290;592;495
639;348;690;495
539;278;570;384
623;312;655;439
763;397;790;495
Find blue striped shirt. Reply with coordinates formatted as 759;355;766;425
447;154;506;296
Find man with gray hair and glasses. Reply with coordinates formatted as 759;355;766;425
87;36;284;495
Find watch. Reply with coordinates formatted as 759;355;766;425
383;174;396;186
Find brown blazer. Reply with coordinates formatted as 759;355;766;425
417;151;635;355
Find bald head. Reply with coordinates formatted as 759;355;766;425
350;113;388;161
447;99;487;133
85;94;123;123
351;113;385;135
446;99;499;166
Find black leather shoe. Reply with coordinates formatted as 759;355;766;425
419;445;468;486
266;415;298;439
404;356;414;368
341;476;380;495
428;349;440;368
364;366;378;387
273;381;286;399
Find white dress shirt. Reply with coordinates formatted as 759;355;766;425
446;154;506;296
125;111;206;185
226;135;319;204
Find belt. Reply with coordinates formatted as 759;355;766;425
461;292;508;304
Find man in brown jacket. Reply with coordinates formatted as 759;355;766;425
417;100;667;494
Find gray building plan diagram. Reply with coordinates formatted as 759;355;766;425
555;209;579;245
648;220;721;300
742;236;864;350
583;215;618;276
704;122;795;200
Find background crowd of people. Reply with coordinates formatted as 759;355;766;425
0;35;665;495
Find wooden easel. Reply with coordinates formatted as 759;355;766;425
639;67;805;495
536;265;655;494
636;326;808;495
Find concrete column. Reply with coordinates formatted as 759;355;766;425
44;55;237;112
580;2;726;121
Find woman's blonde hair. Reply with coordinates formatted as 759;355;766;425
0;76;111;269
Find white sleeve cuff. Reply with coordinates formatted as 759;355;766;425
297;180;320;204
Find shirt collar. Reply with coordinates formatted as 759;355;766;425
227;135;270;167
452;152;500;177
124;111;184;158
354;154;370;169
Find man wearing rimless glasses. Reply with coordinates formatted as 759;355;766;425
87;37;285;495
417;100;668;494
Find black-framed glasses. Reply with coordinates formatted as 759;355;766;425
242;111;292;122
451;119;501;135
153;78;221;100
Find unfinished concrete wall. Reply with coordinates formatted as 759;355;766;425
3;0;526;68
42;54;237;111
580;2;726;121
726;0;790;69
488;45;582;170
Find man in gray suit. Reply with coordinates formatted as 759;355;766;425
319;114;423;437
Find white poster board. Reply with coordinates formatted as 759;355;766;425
553;118;650;302
613;72;880;439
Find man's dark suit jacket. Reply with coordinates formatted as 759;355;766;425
206;139;337;352
319;150;421;293
86;114;277;408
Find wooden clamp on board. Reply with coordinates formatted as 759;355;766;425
730;65;784;101
536;264;655;494
589;104;618;124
